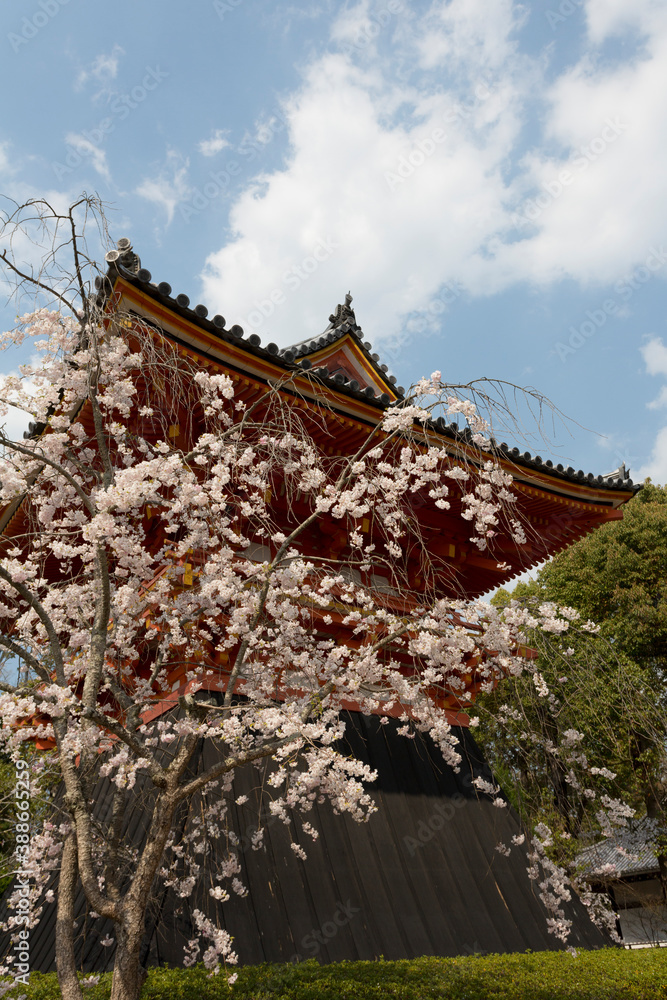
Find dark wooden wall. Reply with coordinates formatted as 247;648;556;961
1;716;609;972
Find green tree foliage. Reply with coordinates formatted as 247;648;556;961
475;484;667;884
539;481;667;679
0;756;16;896
0;749;60;898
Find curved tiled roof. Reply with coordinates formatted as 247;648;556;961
96;263;400;409
490;446;635;492
97;243;638;496
577;818;660;879
284;291;405;395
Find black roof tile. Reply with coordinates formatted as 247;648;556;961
577;818;660;880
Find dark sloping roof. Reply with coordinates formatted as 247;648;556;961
0;717;609;973
577;818;661;880
97;255;400;409
96;243;638;494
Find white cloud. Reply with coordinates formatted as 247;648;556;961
0;370;36;447
136;151;191;227
416;0;526;73
1;404;31;445
0;142;10;175
63;133;110;182
640;336;667;410
330;0;390;50
198;130;230;157
329;0;369;43
198;0;667;348
636;426;667;485
585;0;666;44
647;388;667;410
636;336;667;482
76;45;125;92
200;45;526;344
641;335;667;377
500;2;667;289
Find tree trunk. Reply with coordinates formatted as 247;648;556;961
109;917;148;1000
55;831;83;1000
109;789;181;1000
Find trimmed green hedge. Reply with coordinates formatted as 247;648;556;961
3;949;667;999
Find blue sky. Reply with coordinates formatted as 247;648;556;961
1;0;667;486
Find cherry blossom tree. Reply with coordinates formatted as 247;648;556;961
0;198;629;1000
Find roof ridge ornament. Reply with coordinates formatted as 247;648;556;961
601;462;630;482
105;237;142;275
329;291;356;328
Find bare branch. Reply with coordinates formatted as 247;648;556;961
0;565;66;684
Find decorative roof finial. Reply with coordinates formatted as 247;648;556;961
601;461;629;482
329;291;356;327
104;238;141;274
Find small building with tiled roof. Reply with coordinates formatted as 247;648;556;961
577;819;667;947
